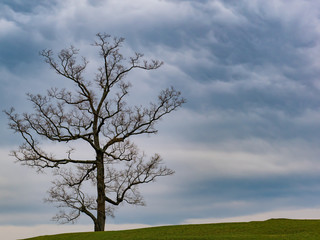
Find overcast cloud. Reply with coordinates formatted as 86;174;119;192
2;0;320;239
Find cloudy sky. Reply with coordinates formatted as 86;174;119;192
2;0;320;239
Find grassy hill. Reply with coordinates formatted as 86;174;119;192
23;219;320;240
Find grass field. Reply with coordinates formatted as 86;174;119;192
23;219;320;240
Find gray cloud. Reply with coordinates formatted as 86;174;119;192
1;0;320;237
0;0;52;13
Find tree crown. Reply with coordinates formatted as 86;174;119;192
5;33;185;229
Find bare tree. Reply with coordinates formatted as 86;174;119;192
5;33;185;231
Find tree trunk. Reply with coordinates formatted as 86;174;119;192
95;151;106;231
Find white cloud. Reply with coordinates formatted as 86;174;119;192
0;223;152;240
170;143;320;179
205;1;248;25
23;0;198;42
294;108;320;126
0;18;20;37
183;207;320;225
135;123;320;180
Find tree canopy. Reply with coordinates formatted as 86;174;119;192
5;33;185;231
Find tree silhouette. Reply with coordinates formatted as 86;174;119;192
5;33;185;231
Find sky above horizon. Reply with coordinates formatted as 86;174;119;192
2;0;320;239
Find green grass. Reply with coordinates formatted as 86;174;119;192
23;219;320;240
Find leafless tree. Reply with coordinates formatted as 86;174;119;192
5;33;185;231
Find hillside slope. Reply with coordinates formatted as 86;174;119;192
24;219;320;240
